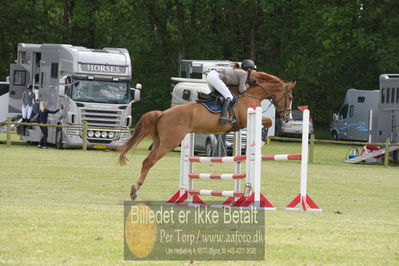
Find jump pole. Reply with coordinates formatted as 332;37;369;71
285;109;321;211
245;106;262;206
234;130;242;193
167;106;275;210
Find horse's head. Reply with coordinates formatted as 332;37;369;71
272;81;295;123
250;72;295;123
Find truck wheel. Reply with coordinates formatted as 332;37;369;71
56;128;63;149
205;139;213;157
331;131;338;141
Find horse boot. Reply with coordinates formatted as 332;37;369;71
219;98;232;124
261;126;269;143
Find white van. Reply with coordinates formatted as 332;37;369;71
330;89;379;141
0;81;10;122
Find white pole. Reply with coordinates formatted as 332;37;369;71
180;133;193;199
245;107;262;206
253;107;262;205
234;130;242;192
368;109;373;143
245;108;253;194
300;109;310;197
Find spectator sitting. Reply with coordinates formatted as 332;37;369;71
21;85;35;133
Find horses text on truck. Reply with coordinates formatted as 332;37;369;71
8;43;141;149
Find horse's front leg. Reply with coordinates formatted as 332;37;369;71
261;117;273;143
262;117;272;128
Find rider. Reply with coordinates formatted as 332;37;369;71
206;59;256;124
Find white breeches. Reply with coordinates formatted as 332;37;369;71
206;70;233;100
22;105;33;120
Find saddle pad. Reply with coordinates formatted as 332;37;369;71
200;94;238;113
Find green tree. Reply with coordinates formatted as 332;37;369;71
0;0;398;128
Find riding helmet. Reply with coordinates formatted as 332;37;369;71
241;59;256;70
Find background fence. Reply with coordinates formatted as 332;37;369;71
2;118;398;167
0;118;134;151
271;135;399;167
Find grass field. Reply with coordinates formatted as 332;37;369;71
1;134;398;265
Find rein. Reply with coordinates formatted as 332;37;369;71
228;81;291;131
247;82;292;118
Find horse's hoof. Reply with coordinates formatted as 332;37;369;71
130;185;138;201
262;127;269;143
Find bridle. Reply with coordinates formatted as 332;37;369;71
270;84;292;121
241;81;292;121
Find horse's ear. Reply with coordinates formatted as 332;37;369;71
289;81;296;90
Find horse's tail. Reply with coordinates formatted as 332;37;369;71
118;110;163;166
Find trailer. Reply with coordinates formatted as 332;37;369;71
8;43;141;149
372;74;399;146
0;80;10;123
330;89;379;141
331;75;399;162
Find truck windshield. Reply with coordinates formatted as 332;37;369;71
72;80;130;104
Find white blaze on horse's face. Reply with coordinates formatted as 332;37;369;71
279;87;293;123
287;94;293;122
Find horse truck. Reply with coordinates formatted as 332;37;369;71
8;43;141;149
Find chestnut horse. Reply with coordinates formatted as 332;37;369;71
118;71;295;200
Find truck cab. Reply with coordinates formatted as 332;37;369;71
330;89;379;141
9;43;141;149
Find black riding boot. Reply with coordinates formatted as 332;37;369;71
22;119;26;135
220;98;232;124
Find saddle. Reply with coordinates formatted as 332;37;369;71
196;89;268;139
196;90;238;114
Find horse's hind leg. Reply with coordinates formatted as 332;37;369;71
130;127;188;200
130;136;174;200
129;136;158;200
130;110;190;200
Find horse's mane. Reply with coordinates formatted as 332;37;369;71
252;71;284;85
230;71;294;95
